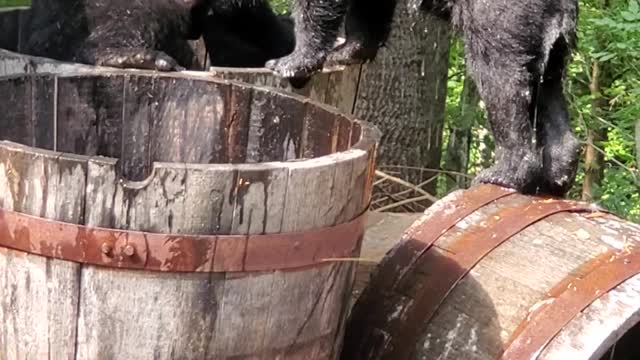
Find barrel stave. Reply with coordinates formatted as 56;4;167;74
343;187;640;360
0;142;86;358
0;72;377;359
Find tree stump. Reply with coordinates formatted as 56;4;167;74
342;184;640;360
0;71;379;359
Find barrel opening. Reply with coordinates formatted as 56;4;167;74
601;320;640;359
0;72;361;182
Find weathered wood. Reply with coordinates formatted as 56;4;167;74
0;14;367;358
78;159;232;358
208;65;361;115
343;186;640;360
0;47;361;116
55;73;124;157
540;273;640;359
245;87;306;163
0;72;379;359
0;141;85;359
352;212;423;305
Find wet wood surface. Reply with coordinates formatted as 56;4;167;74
342;188;640;360
0;71;379;359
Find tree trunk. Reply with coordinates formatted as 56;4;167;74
581;0;614;202
636;119;640;170
443;74;480;192
353;2;451;205
582;60;611;201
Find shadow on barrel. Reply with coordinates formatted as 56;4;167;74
342;241;502;360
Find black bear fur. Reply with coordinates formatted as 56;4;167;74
266;0;580;195
19;0;293;71
21;0;205;70
202;4;295;68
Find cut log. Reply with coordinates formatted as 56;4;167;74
0;71;379;359
342;184;640;360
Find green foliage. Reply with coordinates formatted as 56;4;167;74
441;39;492;184
568;0;640;221
269;0;291;14
0;0;30;8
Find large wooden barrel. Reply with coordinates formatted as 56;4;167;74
342;184;640;360
0;71;379;359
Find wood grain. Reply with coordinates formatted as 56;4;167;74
0;141;85;359
0;71;377;359
343;188;640;360
540;273;640;360
209;65;360;115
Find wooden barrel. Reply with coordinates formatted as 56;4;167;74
0;71;379;359
205;65;361;115
189;34;362;114
342;184;640;360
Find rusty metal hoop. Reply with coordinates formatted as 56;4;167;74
501;248;640;359
0;208;366;273
342;184;606;360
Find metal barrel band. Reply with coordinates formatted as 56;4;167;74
500;248;640;360
377;184;516;292
342;184;517;358
386;199;599;359
0;207;366;273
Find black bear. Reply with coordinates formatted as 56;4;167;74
19;0;293;71
202;4;295;68
267;0;580;195
21;0;206;70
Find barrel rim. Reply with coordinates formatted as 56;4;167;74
206;63;351;76
0;47;358;107
501;247;640;360
0;48;372;128
0;47;352;77
0;70;381;185
540;272;640;360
